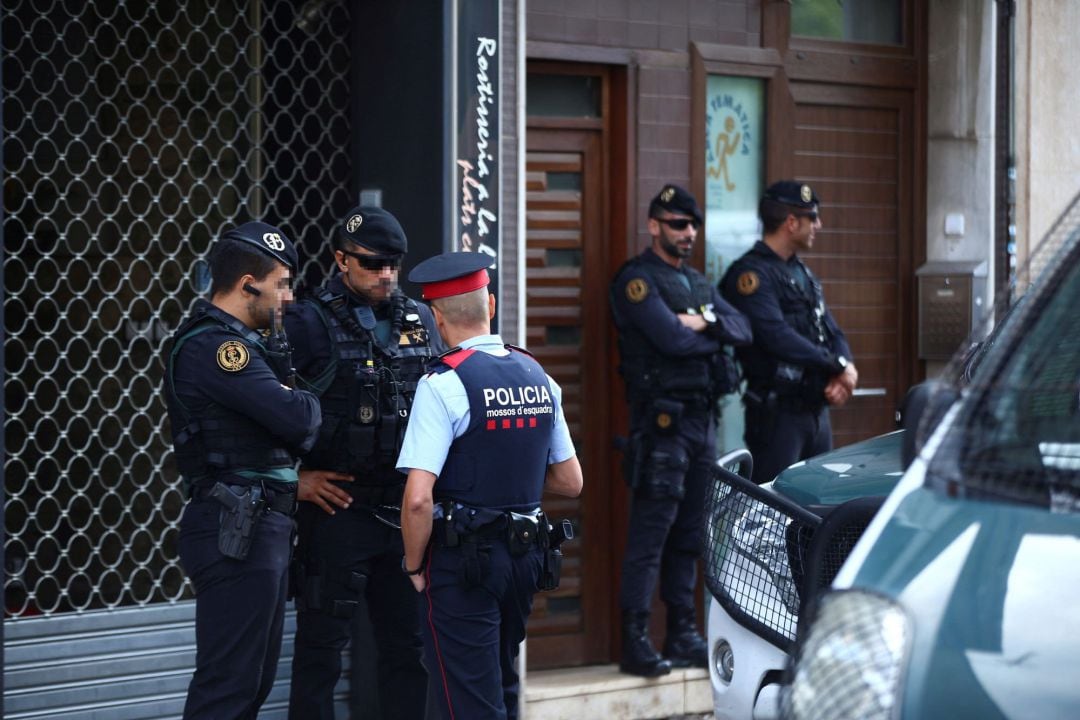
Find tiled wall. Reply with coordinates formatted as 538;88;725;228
527;0;760;252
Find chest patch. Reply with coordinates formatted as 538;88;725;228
736;271;760;296
625;277;649;303
216;340;249;372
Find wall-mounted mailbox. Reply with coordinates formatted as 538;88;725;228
916;260;988;360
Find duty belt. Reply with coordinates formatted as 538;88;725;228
433;511;547;550
190;482;297;515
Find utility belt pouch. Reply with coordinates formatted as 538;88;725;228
209;482;265;560
651;398;684;435
507;512;540;557
773;362;805;396
539;518;574;591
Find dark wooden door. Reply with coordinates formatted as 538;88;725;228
789;84;915;446
523;128;613;668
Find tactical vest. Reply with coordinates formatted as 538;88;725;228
433;347;554;513
166;301;295;481
300;289;435;480
740;251;832;391
614;255;726;401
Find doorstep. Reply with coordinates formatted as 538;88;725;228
523;664;712;720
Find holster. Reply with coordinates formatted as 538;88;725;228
621;431;653;489
539;518;574;592
507;512;541;557
209;482;265;560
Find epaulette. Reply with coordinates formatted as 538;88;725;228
504;343;535;358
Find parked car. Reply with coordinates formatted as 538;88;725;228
780;218;1080;718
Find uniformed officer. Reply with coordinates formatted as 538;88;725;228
286;207;444;719
397;252;583;720
720;180;859;485
611;184;752;677
166;221;321;719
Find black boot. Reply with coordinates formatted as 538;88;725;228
620;611;673;677
663;605;708;668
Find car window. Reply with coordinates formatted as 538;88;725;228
935;240;1080;512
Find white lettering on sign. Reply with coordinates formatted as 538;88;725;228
482;384;554;418
459;36;499;255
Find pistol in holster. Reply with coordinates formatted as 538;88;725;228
209;482;265;560
539;517;575;591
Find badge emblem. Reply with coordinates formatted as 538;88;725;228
656;413;672;430
625;278;649;303
359;406;376;424
262;233;285;251
736;271;760;296
660;187;675;203
216;341;249;371
346;214;364;233
800;184;812;203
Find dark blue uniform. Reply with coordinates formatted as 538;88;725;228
399;343;568;720
285;276;442;719
720;240;853;484
610;248;751;655
166;300;321;719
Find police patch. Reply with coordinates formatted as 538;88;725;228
660;186;675;202
216;341;249;372
656;412;672;430
800;184;812;203
625;278;649;303
736;271;760;296
346;214;364;233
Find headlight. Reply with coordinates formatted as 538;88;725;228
781;590;911;720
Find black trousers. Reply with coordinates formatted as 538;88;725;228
744;401;832;485
619;409;715;613
420;540;543;720
177;497;293;720
289;503;428;720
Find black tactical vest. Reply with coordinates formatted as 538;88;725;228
300;289;435;481
614;255;724;401
166;301;295;481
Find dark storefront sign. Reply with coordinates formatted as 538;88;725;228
455;0;500;314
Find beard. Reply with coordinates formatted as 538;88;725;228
659;232;693;259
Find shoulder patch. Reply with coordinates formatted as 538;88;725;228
625;277;649;303
216;340;250;372
736;271;760;296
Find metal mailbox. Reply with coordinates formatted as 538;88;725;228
916;260;988;360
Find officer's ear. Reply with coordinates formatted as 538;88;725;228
488;293;496;320
646;217;660;236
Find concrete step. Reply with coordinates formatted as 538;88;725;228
523;664;713;720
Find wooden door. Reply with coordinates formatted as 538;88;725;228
523;128;613;668
789;85;915;446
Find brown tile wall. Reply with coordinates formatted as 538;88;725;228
527;0;760;253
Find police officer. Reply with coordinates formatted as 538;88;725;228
611;184;752;677
286;207;444;719
166;222;321;719
720;181;859;485
397;253;583;720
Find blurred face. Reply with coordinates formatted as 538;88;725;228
245;263;293;328
336;243;401;303
789;206;822;251
649;211;699;263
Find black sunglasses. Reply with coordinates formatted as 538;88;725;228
656;217;700;231
342;250;402;271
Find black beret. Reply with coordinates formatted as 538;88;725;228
220;221;298;272
338;206;407;255
648;184;703;224
763;180;820;209
408;251;492;300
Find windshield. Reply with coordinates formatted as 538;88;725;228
935;235;1080;512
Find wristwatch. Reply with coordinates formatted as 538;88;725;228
835;355;849;373
401;555;424;576
700;305;717;324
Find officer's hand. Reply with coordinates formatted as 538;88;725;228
297;470;354;515
825;377;852;407
677;313;708;332
838;364;859;392
409;574;426;593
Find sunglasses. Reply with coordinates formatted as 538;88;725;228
656;217;700;231
342;250;402;271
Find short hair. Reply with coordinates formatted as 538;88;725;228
431;287;489;327
208;239;281;296
759;197;799;235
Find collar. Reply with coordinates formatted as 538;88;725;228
641;247;685;272
458;334;504;351
327;275;391;314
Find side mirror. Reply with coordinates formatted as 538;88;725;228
898;381;958;468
